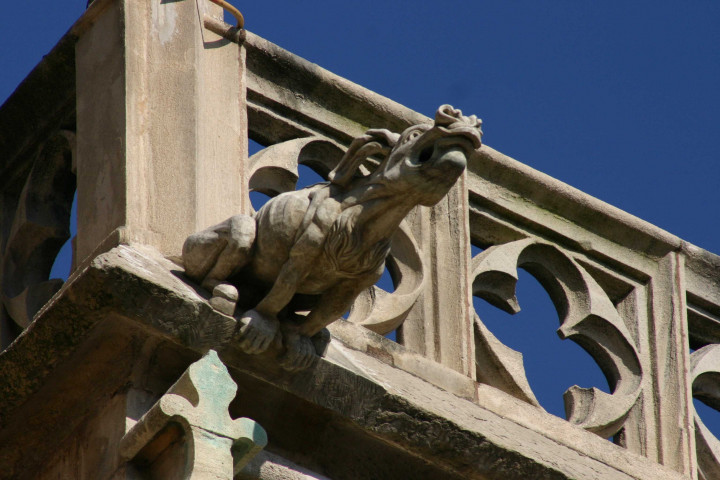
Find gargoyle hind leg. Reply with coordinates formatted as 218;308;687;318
280;278;374;371
182;214;256;315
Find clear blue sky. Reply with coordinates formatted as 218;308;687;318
2;1;719;437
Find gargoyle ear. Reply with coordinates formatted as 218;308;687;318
329;129;400;188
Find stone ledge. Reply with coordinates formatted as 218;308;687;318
0;244;689;479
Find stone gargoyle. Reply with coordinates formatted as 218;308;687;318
182;105;482;370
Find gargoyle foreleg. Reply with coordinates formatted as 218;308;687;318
236;258;307;354
299;277;376;338
237;223;325;354
278;278;375;371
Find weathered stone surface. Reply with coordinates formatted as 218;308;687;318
238;451;332;480
75;0;246;263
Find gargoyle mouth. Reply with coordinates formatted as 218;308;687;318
418;145;434;164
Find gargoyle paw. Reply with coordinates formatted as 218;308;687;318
280;332;318;372
204;281;238;317
237;309;280;354
311;328;331;357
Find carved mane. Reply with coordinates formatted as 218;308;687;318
323;208;391;278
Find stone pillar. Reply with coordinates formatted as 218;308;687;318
75;0;246;261
647;251;695;476
401;176;475;378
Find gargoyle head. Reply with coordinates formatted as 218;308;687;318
381;105;482;205
329;105;482;206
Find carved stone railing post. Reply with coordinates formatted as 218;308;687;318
120;350;267;479
650;252;694;474
401;177;476;377
75;0;247;261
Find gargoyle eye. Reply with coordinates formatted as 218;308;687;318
405;130;422;143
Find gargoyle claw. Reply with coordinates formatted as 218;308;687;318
311;328;331;357
237;309;279;354
280;332;318;372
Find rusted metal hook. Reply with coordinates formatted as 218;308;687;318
208;0;244;29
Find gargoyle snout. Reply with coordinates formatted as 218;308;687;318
425;142;469;172
413;126;478;174
406;135;471;206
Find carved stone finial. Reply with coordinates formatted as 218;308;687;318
120;350;267;478
182;105;482;371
